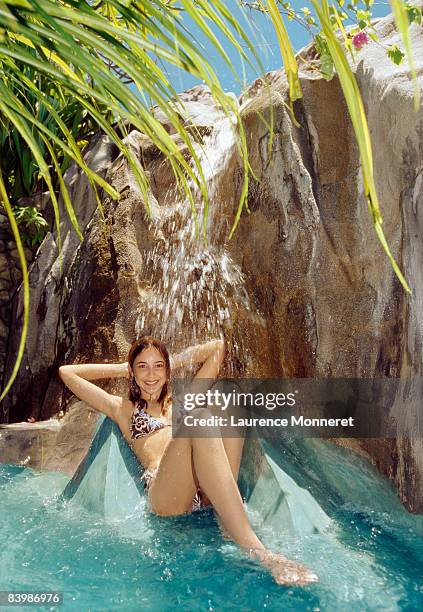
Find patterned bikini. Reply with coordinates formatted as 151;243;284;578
130;401;206;513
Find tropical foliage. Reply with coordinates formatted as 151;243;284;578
0;0;263;401
243;1;422;85
0;0;419;402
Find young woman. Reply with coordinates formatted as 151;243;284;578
59;336;319;586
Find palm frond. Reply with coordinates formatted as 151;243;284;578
311;0;411;293
0;0;266;404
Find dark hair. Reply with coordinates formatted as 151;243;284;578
127;336;171;416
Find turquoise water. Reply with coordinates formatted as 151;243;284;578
1;438;423;611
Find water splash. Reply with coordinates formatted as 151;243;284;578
135;115;253;373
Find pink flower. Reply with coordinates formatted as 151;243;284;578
352;31;370;50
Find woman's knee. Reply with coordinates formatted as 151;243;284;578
149;490;193;517
191;406;224;439
151;504;188;517
178;406;219;437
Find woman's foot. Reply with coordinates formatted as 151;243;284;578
27;416;36;423
249;548;319;586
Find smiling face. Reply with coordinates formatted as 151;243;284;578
132;346;168;400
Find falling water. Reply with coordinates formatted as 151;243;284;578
135;115;253;373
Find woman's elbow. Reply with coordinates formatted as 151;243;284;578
58;365;71;380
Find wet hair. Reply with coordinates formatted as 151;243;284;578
127;336;171;416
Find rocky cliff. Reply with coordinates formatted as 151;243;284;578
1;10;422;512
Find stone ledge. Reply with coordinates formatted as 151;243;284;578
0;419;60;431
0;422;61;470
0;400;100;475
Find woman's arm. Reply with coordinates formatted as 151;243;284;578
58;362;129;422
171;339;225;380
171;339;225;378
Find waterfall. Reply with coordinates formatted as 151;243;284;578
135;115;252;374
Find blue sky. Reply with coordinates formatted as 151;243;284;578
156;1;392;96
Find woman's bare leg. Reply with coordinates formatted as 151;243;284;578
222;437;245;480
191;435;264;549
191;437;319;585
150;430;264;549
149;434;202;515
197;436;245;510
206;437;245;536
149;415;318;585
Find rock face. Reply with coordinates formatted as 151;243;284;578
0;400;99;475
1;10;422;512
1;133;119;423
231;14;423;512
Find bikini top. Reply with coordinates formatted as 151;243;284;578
130;401;171;440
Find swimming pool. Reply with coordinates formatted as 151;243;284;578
1;435;422;611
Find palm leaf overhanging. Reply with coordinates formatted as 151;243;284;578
264;0;415;295
0;0;419;404
0;0;263;402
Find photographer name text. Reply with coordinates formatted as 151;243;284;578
182;415;355;428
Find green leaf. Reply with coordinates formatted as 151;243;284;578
315;34;335;80
387;44;405;64
391;0;420;110
0;172;30;403
264;0;302;127
406;4;422;25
